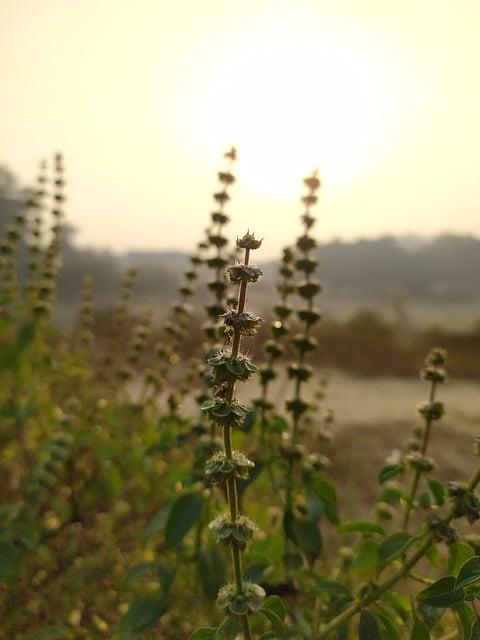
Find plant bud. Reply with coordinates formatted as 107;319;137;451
236;231;263;250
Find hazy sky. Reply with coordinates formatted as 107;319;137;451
2;0;480;258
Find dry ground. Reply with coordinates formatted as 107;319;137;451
239;369;480;518
318;370;479;517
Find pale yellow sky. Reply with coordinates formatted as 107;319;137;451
2;0;480;258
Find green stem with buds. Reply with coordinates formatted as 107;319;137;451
201;231;264;640
319;459;480;638
225;244;250;638
403;350;447;531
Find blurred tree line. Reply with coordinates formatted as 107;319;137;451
1;163;479;327
319;235;480;302
0;165;180;323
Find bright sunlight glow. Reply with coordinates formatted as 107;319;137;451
3;1;480;253
194;26;392;199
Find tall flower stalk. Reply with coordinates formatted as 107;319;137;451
200;231;264;640
255;246;295;422
193;148;238;439
21;155;65;320
402;347;447;531
281;171;330;570
203;147;237;352
286;170;322;455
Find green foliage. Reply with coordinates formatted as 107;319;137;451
165;492;205;548
114;594;169;639
2;154;480;639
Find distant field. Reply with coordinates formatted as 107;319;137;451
330;372;479;516
132;365;479;521
324;369;480;427
237;369;480;517
253;295;480;332
238;368;480;428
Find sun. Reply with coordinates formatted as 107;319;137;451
192;24;392;199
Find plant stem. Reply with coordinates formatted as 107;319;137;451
223;243;252;639
284;175;320;569
319;532;434;637
319;460;480;638
403;378;437;531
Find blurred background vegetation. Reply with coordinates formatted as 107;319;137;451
2;157;479;639
1;162;479;379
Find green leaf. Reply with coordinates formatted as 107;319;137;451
125;562;156;586
373;603;401;640
448;542;475;575
313;473;337;506
378;463;405;484
378;486;406;504
314;579;350;597
410;618;430;640
351;538;379;574
262;595;286;621
295;517;322;563
243;562;269;584
157;563;176;593
378;531;412;564
270;414;289;434
283;509;322;563
283;508;296;546
454;602;476;639
189;628;217;640
305;492;324;523
115;595;168;638
337;520;386;535
145;505;170;538
427;477;445;506
214;617;242;640
197;546;227;600
419;491;431;508
305;473;338;524
382;591;410;621
417;576;465;608
426;543;441;569
241;409;257;433
379;617;401;639
359;610;381;640
455;557;480;591
261;596;287;636
165;492;204;548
